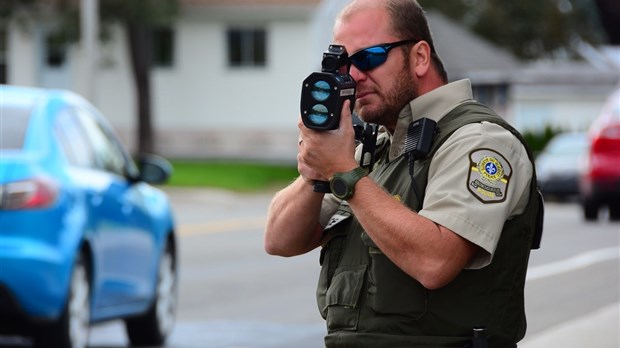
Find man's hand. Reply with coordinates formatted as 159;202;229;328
296;116;328;184
297;100;358;181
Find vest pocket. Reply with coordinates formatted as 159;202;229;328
363;234;428;319
316;233;348;320
316;247;330;320
324;265;367;330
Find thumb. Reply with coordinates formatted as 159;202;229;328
340;100;353;127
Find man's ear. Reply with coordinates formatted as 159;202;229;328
410;41;431;77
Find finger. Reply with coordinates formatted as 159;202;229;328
341;100;352;123
298;113;304;125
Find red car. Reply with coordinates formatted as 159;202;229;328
580;88;620;221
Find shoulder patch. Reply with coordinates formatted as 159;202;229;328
467;148;512;203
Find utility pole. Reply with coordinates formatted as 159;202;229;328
80;0;98;101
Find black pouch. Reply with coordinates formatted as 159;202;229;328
361;231;428;319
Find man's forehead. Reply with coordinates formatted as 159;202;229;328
333;6;396;52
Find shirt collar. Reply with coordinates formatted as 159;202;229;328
387;79;474;161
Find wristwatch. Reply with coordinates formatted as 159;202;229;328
330;167;367;200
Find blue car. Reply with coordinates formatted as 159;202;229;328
0;85;178;348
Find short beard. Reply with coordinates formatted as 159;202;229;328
356;64;418;128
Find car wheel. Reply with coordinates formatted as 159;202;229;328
125;242;177;346
35;253;90;348
583;199;599;221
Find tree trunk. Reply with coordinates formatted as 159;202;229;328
126;20;153;155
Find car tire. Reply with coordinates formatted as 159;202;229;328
35;253;90;348
125;241;177;346
583;199;599;221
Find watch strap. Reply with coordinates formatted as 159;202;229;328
330;167;367;199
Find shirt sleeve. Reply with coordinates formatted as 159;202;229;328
418;121;532;269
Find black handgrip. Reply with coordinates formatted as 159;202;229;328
313;180;331;193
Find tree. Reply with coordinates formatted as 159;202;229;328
419;0;608;60
0;0;178;155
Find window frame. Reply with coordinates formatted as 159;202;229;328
152;26;175;68
226;27;267;68
55;105;137;179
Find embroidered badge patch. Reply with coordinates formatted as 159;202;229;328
467;148;512;203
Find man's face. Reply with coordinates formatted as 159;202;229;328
334;7;418;131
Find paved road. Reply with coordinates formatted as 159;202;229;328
1;187;618;347
154;187;619;348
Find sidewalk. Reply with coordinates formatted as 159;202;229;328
520;303;619;348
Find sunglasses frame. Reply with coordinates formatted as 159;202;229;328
348;39;419;72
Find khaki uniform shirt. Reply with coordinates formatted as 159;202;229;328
319;79;532;269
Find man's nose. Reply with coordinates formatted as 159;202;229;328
349;65;367;82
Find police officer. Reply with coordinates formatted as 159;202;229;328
264;0;543;347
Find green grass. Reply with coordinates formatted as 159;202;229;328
165;125;563;191
167;160;299;191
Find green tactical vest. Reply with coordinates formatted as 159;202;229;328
316;101;543;348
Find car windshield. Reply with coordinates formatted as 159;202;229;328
0;104;33;150
545;133;589;156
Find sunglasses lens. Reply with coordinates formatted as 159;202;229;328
351;46;388;71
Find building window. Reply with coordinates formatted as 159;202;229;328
473;84;508;110
45;33;67;67
152;27;174;67
227;28;266;67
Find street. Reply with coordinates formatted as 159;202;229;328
91;187;619;348
3;187;619;347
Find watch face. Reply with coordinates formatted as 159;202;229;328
332;178;348;197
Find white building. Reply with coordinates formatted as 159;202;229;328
3;0;619;161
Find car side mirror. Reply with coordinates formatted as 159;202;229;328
136;154;173;185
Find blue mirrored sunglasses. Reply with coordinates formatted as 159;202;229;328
348;39;419;72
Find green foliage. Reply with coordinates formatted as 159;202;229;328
419;0;607;60
0;0;35;20
99;0;178;26
1;1;80;46
167;160;299;192
1;0;179;43
522;125;564;155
